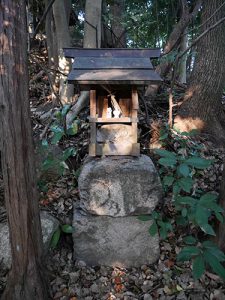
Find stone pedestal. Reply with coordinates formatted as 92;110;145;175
73;155;162;267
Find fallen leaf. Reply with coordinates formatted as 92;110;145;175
164;259;175;268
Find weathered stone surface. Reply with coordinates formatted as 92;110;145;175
73;209;159;267
40;211;60;249
97;124;135;143
0;223;11;271
78;155;162;217
0;211;59;271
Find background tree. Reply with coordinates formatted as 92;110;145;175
0;1;48;298
102;0;126;48
44;0;58;84
53;0;74;104
66;0;103;125
174;0;225;142
84;0;102;48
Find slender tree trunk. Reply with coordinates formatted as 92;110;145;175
177;29;188;84
145;0;201;97
157;0;201;78
0;1;48;299
45;0;58;84
53;0;74;104
174;0;225;143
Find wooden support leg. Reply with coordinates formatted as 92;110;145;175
89;90;97;156
131;87;140;156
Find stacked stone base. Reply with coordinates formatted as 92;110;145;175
73;155;162;267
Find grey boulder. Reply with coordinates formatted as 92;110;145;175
73;208;159;268
0;211;59;271
78;155;162;217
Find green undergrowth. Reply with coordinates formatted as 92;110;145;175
139;127;225;280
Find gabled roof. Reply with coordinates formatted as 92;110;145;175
64;48;162;85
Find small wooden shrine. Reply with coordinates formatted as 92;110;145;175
64;48;162;156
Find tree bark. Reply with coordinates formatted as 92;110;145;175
45;0;58;84
0;1;48;299
66;0;102;125
174;0;225;143
177;28;188;84
145;0;201;97
157;0;201;78
111;0;126;47
53;0;74;104
83;0;102;48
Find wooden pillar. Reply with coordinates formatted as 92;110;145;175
131;87;140;155
89;90;97;156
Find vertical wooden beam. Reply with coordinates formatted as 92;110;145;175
131;87;139;154
131;87;139;116
90;89;97;117
89;90;97;156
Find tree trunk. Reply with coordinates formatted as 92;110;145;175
45;0;58;84
0;1;48;299
145;0;201;97
174;0;225;143
53;0;74;104
111;0;126;47
157;0;201;78
66;0;102;125
177;28;188;84
83;0;102;48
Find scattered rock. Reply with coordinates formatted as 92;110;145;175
144;294;153;300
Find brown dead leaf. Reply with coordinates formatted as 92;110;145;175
164;259;175;268
114;283;124;293
114;276;122;285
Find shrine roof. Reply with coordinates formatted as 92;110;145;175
64;48;162;85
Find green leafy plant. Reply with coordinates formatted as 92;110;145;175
50;224;75;249
139;128;225;280
178;239;225;280
138;212;173;239
50;104;79;145
39;105;79;177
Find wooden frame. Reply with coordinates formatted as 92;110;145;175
88;87;140;157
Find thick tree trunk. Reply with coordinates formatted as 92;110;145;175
0;1;48;299
111;0;126;47
83;0;102;48
53;0;74;104
174;0;225;143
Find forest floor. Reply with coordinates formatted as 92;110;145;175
1;48;225;300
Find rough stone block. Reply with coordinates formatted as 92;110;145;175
78;155;162;217
73;209;159;267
